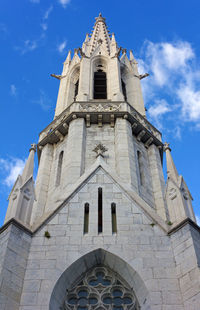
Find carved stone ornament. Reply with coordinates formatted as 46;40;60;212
79;103;121;112
181;188;189;200
63;266;140;310
93;143;108;157
168;188;177;200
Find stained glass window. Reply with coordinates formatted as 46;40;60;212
63;266;140;309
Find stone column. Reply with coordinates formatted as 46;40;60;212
30;143;53;225
115;118;138;192
148;144;168;221
62;117;86;188
76;57;90;101
108;58;124;101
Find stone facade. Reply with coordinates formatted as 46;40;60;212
0;13;200;310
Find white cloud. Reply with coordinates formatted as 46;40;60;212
58;0;71;8
0;158;26;187
10;84;17;96
44;5;53;20
139;39;200;135
15;39;37;54
196;215;200;226
57;40;67;53
177;85;200;122
148;99;172;118
40;5;53;32
32;90;53;111
143;40;194;87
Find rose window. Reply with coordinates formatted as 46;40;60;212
63;266;140;309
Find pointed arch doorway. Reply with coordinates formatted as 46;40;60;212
49;249;151;310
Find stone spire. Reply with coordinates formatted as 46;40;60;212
164;142;179;183
5;144;36;225
164;142;196;225
87;13;111;56
21;144;36;184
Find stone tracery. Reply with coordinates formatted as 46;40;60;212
63;266;140;310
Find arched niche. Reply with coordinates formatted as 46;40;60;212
49;249;151;310
66;65;80;107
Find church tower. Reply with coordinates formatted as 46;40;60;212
1;14;200;310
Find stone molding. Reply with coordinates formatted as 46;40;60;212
167;217;200;235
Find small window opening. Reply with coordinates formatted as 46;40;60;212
94;72;107;99
74;79;79;101
56;151;63;186
137;151;145;186
111;203;117;233
84;203;89;234
121;79;127;101
98;188;103;233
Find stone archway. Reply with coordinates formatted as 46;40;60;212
49;249;151;310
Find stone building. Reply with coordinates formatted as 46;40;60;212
0;13;200;310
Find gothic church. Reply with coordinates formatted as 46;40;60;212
1;14;200;310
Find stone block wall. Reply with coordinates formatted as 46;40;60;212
170;221;200;309
19;169;184;310
0;223;31;310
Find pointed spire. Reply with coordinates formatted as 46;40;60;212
111;33;116;44
164;142;179;183
65;50;71;63
21;144;36;184
84;33;89;43
88;13;111;56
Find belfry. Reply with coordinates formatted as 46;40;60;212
1;14;200;310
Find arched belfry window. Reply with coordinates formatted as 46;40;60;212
63;266;140;309
94;69;107;99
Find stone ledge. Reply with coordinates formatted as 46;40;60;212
168;218;200;236
0;218;33;236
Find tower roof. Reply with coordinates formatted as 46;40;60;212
82;13;116;57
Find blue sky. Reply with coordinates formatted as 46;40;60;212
0;0;200;226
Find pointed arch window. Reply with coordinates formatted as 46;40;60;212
94;71;107;99
121;79;127;101
56;151;63;186
74;79;79;101
63;266;140;309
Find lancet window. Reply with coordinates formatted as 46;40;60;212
111;202;117;233
137;151;145;186
56;151;64;186
63;266;140;310
83;203;89;234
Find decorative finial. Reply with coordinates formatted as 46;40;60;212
164;142;171;152
29;144;36;152
93;143;108;157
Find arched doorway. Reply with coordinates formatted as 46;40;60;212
49;249;151;310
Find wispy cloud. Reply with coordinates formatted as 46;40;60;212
32;90;53;111
15;39;37;55
41;5;53;31
0;158;26;187
138;40;200;136
58;0;71;8
57;40;67;53
10;84;17;96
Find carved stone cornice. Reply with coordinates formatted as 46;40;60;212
37;101;163;160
